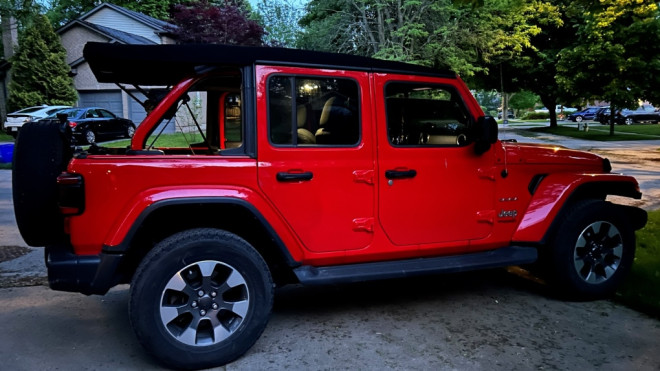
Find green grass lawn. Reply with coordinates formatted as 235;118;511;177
0;131;13;142
531;123;660;141
103;132;207;149
617;209;660;318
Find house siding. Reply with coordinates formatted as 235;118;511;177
72;63;116;91
85;8;160;44
60;26;109;65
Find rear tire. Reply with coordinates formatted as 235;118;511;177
129;228;273;369
549;200;635;299
84;129;96;144
126;124;136;138
12;121;72;246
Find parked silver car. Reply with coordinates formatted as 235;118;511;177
3;105;71;138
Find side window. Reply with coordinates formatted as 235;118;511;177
268;76;360;146
385;82;470;146
145;73;243;154
98;109;115;118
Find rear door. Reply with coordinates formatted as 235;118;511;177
256;66;375;253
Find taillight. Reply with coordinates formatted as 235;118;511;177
57;173;85;215
68;121;77;128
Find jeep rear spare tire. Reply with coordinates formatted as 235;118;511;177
12;121;72;246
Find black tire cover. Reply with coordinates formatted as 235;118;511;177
12;121;72;246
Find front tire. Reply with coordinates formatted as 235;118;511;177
624;117;633;125
549;200;635;299
575;116;583;123
129;228;273;369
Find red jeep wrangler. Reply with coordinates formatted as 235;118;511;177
13;42;647;369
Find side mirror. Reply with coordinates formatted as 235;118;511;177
474;116;498;155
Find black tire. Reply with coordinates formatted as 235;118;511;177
575;116;583;122
12;121;72;246
129;228;273;370
84;129;96;144
549;200;635;299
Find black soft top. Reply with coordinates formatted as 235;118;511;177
83;42;456;86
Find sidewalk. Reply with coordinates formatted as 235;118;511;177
499;124;660;151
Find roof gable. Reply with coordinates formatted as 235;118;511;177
60;2;174;44
60;20;156;45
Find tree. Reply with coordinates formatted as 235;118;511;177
46;0;193;27
474;0;568;127
168;0;265;45
298;0;547;78
556;0;660;134
256;0;303;47
7;14;77;110
509;90;540;115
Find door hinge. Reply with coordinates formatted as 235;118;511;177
476;210;496;224
352;217;374;233
353;169;374;185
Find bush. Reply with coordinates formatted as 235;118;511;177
521;111;549;120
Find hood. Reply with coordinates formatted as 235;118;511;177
501;142;609;172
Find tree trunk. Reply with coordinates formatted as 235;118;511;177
609;105;615;135
540;96;558;128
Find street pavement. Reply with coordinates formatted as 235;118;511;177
0;128;659;370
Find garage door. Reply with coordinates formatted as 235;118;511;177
78;91;123;117
127;91;148;125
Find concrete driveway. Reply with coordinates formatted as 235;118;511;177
1;131;659;370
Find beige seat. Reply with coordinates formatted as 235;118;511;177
296;105;315;144
315;97;335;142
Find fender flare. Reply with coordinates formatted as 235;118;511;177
513;173;643;243
102;196;300;267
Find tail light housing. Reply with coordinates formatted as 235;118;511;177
57;173;85;215
68;121;78;129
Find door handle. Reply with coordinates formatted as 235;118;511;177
385;169;417;179
276;171;313;182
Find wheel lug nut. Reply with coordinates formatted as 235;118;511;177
200;309;206;316
198;290;205;297
191;301;198;308
210;291;217;298
212;303;218;310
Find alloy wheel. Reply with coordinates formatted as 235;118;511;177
573;221;623;285
159;260;249;347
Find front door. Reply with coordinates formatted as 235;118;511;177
257;66;375;253
374;75;496;249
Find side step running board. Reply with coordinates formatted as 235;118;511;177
294;246;538;285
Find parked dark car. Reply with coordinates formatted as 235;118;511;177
497;109;515;119
594;107;610;124
598;106;660;125
618;106;660;125
568;107;601;122
49;107;136;143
